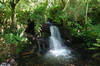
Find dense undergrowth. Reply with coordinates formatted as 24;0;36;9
0;0;100;61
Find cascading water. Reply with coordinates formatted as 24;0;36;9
49;26;63;49
48;25;72;57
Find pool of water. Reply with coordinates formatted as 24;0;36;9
17;50;100;66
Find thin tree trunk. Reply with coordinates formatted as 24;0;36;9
85;0;88;30
10;0;20;29
11;9;15;28
63;0;69;11
85;0;88;24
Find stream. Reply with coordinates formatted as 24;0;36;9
17;25;100;66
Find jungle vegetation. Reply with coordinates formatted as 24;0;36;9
0;0;100;62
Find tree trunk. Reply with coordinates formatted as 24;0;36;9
10;0;20;29
63;0;69;11
11;9;15;28
85;0;88;30
85;0;88;24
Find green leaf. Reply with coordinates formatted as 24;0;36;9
93;43;100;47
88;48;98;50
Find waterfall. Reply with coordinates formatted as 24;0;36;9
50;26;63;49
49;26;71;57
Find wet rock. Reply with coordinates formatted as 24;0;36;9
6;58;17;66
0;62;11;66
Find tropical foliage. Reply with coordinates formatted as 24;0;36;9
0;0;100;61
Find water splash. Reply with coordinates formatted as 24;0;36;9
48;26;72;57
